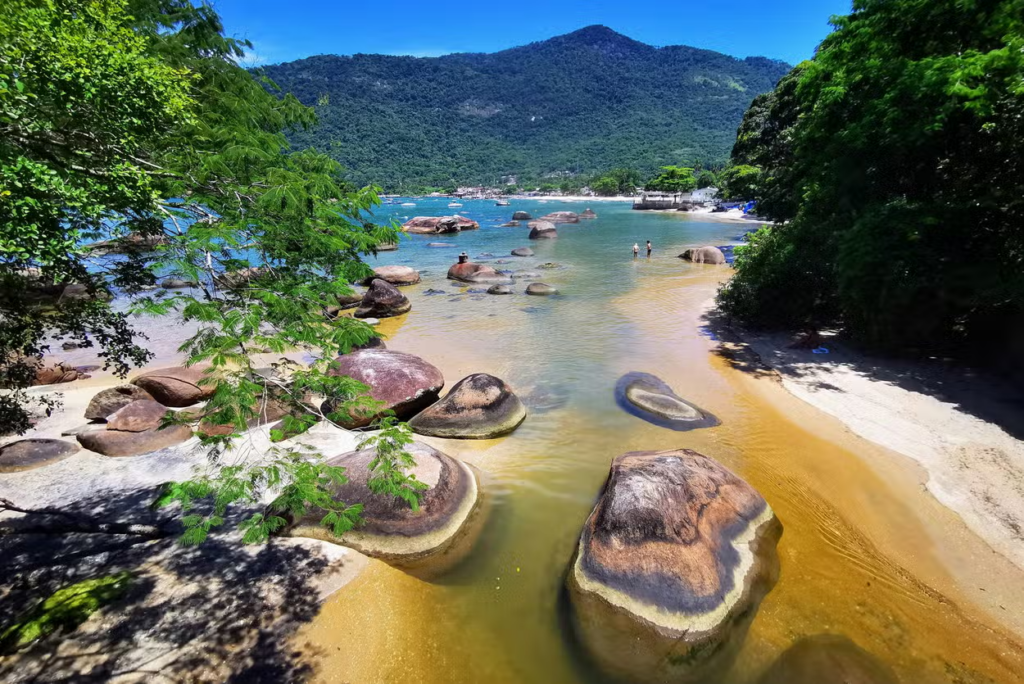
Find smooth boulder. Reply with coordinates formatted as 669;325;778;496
526;283;558;296
409;374;527;439
132;366;215;407
680;246;727;265
539;211;579;224
0;439;80;473
500;221;521;227
615;372;719;431
355;279;412;318
757;635;898;684
568;449;782;683
580;208;598;219
487;284;512;295
106;400;170;433
511;247;534;257
447;262;510;284
289;442;480;569
32;360;81;386
77;424;193;457
512;211;532;221
85;386;155;421
528;221;558;240
324;349;444;428
363;265;420;286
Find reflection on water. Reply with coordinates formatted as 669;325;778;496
64;198;1024;682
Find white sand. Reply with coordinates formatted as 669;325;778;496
735;330;1024;570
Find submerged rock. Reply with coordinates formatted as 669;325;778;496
133;366;215;407
363;265;420;286
500;221;521;227
447;262;510;284
580;208;598;219
289;442;481;568
757;635;898;684
409;374;526;439
614;372;719;431
512;211;532;221
355;279;412;318
680;246;727;265
538;262;562;269
511;247;534;257
526;283;558;296
77;424;193;457
567;449;782;683
31;360;81;386
84;386;155;421
539;211;580;224
0;439;80;473
324;349;444;428
528;221;558;240
487;284;512;295
426;242;458;248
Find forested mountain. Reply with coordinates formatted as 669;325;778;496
261;26;790;190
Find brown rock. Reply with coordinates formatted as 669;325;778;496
567;449;781;683
336;292;363;310
614;372;719;431
757;635;898;684
77;424;193;457
85;386;156;421
447;262;510;284
511;247;534;257
363;265;420;286
410;374;526;439
512;211;532;221
106;400;170;433
32;360;80;386
324;349;444;428
528;221;558;240
539;211;580;224
290;442;480;567
579;208;598;219
402;216;479;234
132;366;215;407
355;279;411;318
0;439;80;473
197;397;292;437
680;246;727;265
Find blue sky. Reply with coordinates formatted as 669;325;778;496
210;0;853;67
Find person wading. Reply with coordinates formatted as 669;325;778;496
633;243;639;259
646;240;652;258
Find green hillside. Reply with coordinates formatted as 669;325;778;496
261;26;791;190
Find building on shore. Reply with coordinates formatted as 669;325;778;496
632;188;719;211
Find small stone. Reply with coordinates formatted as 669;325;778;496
487;284;512;295
106;400;170;433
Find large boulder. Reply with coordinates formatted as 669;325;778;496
568;449;782;683
324;349;444;428
288;442;481;570
757;635;898;684
580;208;598;219
539;211;580;224
355;279;412;319
511;247;534;257
85;386;155;421
528;221;558;240
106;400;170;433
132;366;215;408
409;374;527;439
526;283;558;296
363;265;420;286
512;211;532;221
447;262;510;284
0;439;80;473
614;372;719;431
402;216;479;234
77;424;193;457
680;246;727;265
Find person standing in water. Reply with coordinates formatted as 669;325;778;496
646;240;652;258
632;243;639;258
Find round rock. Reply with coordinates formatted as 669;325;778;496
539;211;580;224
85;385;155;421
447;262;511;284
567;449;782;683
757;635;898;684
289;442;481;568
363;265;420;287
106;400;170;433
0;439;80;473
133;366;215;407
615;372;719;431
325;349;444;428
680;246;727;265
526;283;558;296
77;424;194;457
355;278;411;318
528;221;558;240
511;247;534;257
487;284;512;295
580;208;598;219
409;373;527;439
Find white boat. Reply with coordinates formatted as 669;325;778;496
448;202;463;208
495;199;510;206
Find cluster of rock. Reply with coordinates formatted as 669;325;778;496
402;216;480;234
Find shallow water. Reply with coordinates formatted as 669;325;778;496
290;199;1024;683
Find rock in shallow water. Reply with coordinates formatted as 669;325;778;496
355;279;411;318
289;442;482;569
0;439;80;472
615;372;719;431
526;283;558;296
409;374;526;439
447;262;511;284
680;246;727;265
487;284;512;295
528;221;558;240
363;265;420;286
756;635;898;684
324;349;444;428
512;211;532;221
511;247;534;257
567;449;782;683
